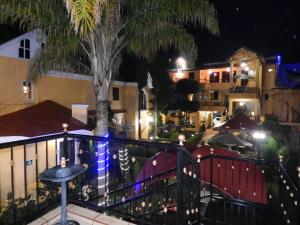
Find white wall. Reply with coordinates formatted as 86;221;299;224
0;30;44;60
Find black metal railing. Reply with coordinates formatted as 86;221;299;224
197;154;299;225
0;133;299;225
229;86;258;93
200;101;226;107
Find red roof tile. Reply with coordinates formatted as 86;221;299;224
0;100;88;137
213;112;259;131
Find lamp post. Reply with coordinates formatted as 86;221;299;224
178;134;186;146
252;131;266;159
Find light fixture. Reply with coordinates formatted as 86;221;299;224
176;57;187;70
245;66;250;71
178;134;186;146
249;70;255;76
252;131;266;139
23;85;29;94
239;102;245;106
251;111;255;116
147;115;154;123
268;68;274;72
226;68;230;72
241;62;247;68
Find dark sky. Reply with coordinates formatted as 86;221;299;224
195;0;300;64
0;0;299;78
120;0;300;80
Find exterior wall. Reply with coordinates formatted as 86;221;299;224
0;140;57;207
267;89;300;123
0;55;140;139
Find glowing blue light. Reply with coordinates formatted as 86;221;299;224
276;55;281;65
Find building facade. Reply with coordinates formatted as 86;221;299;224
0;31;150;139
168;47;290;129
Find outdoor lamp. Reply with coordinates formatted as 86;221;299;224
252;130;266;159
176;57;187;70
252;131;266;140
62;123;69;132
178;134;186;146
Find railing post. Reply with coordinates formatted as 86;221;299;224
176;148;184;225
297;166;300;225
62;123;68;159
210;149;213;201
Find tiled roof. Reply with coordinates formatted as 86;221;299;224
0;100;88;137
213;112;259;131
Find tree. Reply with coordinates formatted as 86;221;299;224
175;78;200;112
0;0;218;137
0;0;218;196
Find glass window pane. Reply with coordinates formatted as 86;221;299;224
25;49;30;59
19;48;24;58
25;39;30;49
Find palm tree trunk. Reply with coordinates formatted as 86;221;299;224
92;63;111;203
95;100;109;136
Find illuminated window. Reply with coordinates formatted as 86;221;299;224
188;94;194;101
19;39;30;59
209;72;220;83
22;81;33;100
112;87;119;100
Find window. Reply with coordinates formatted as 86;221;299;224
112;87;119;100
209;72;220;83
22;81;33;100
209;90;218;100
189;72;195;79
19;39;30;59
139;91;147;110
265;93;269;100
188;94;194;101
222;71;230;83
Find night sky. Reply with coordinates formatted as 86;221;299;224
0;0;299;79
195;0;300;64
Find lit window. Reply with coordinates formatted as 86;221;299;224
22;81;33;100
188;94;194;101
209;72;220;83
112;87;119;100
19;39;30;59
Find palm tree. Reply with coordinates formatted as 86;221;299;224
0;0;218;136
0;0;218;196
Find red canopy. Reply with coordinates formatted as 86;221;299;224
193;145;267;204
135;145;267;204
213;112;259;132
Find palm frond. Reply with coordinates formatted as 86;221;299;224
126;22;197;66
64;0;106;37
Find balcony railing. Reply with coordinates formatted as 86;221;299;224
229;86;258;93
0;133;299;225
200;101;227;107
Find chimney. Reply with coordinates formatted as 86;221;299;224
72;104;89;124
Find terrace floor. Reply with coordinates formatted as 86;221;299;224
28;204;134;225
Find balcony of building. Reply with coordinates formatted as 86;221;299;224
0;132;299;225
